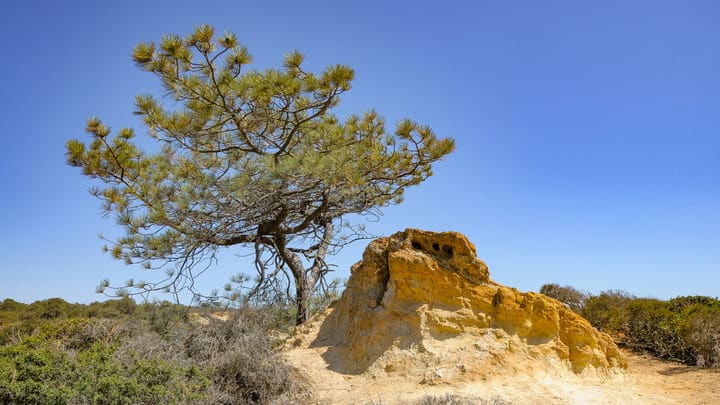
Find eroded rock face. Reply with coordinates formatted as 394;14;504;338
293;229;625;378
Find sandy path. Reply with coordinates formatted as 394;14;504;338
623;350;720;405
285;348;720;404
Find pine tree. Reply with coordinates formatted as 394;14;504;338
67;24;454;324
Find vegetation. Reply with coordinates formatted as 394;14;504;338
0;298;304;404
539;285;720;368
363;394;511;405
410;394;511;405
66;24;454;324
538;283;588;312
0;297;186;345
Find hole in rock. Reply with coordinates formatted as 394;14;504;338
411;241;422;250
442;245;454;256
432;243;440;251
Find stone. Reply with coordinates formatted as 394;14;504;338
291;229;626;378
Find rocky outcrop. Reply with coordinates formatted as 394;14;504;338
291;229;625;381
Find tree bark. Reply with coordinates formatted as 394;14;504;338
274;221;335;325
297;221;334;324
295;276;310;325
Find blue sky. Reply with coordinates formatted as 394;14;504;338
1;1;718;304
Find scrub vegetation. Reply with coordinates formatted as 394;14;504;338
0;298;305;404
540;284;720;368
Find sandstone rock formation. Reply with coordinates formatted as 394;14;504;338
290;229;625;385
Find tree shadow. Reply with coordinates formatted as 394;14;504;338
308;302;422;375
658;365;699;376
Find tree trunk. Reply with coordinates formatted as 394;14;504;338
276;238;312;325
295;279;310;325
277;221;334;325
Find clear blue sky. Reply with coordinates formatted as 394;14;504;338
1;0;718;304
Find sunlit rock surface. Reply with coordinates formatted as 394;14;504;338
290;229;625;382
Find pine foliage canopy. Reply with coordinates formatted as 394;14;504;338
67;24;455;323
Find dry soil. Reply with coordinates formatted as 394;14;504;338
285;348;720;404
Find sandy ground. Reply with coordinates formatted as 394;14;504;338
622;350;719;405
285;348;720;404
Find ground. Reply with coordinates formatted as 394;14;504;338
284;348;720;404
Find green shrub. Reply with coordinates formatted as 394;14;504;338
71;342;209;404
0;302;306;404
581;290;635;332
139;301;189;336
623;299;692;362
0;344;75;404
0;328;210;404
668;296;720;311
580;291;720;368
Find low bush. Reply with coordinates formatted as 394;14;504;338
0;302;305;404
539;283;588;312
411;393;511;405
0;318;209;404
183;308;300;404
686;308;720;367
577;290;720;368
623;299;692;362
581;290;635;332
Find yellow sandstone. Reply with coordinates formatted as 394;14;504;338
291;229;625;383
